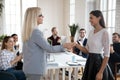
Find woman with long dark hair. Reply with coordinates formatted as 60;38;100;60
76;10;114;80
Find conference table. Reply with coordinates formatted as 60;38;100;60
47;51;86;80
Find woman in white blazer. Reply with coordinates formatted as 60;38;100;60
22;7;75;80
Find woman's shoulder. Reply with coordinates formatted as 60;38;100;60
0;49;7;54
1;49;14;54
31;28;43;38
102;28;109;34
102;28;108;31
32;28;42;35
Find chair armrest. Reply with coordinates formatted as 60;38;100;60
115;62;120;65
115;62;120;74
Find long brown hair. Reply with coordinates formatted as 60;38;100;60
1;36;13;51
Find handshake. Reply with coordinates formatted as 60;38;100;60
63;42;77;51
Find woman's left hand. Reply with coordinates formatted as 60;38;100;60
96;72;103;80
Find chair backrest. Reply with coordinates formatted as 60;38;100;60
0;71;17;80
115;62;120;80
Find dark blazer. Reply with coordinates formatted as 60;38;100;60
74;38;88;58
109;43;120;74
110;43;120;62
47;35;61;46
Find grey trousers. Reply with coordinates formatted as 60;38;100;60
26;74;44;80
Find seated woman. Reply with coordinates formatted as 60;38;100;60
0;36;26;80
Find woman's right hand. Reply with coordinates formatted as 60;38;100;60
75;43;89;54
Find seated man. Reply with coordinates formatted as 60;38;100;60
73;28;88;58
109;32;120;75
47;27;61;46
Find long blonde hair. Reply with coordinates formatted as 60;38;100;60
22;7;41;42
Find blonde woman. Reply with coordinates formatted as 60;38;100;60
22;7;75;80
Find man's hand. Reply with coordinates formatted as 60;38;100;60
110;45;115;54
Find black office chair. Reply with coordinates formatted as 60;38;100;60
115;62;120;80
0;71;17;80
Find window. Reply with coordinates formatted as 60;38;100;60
4;0;37;50
5;0;37;35
5;0;21;35
100;0;116;43
70;0;75;25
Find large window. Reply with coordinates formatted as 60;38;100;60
100;0;116;43
5;0;21;35
70;0;75;25
5;0;37;35
4;0;37;50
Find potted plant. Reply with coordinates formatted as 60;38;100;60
0;34;7;42
0;34;7;48
69;24;78;42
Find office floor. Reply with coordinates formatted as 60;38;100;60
47;69;120;80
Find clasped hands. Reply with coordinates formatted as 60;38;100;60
63;42;76;49
63;42;81;51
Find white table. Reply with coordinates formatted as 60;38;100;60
47;51;86;80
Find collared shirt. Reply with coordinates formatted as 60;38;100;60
77;37;86;46
0;49;16;70
77;37;86;56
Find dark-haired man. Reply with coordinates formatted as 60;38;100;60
109;32;120;75
74;28;88;58
11;34;23;70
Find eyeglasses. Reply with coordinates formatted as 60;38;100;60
38;14;43;17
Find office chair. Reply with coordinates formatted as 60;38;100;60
115;62;120;80
0;71;17;80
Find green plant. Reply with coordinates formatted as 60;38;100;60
47;39;52;45
0;34;7;42
69;24;78;37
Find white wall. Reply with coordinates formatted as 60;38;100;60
115;0;120;33
74;0;86;40
37;0;64;38
37;0;87;42
75;0;86;28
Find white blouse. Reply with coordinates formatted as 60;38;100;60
86;28;110;57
